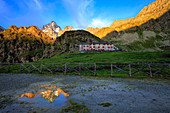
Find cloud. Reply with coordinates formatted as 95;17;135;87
20;0;42;10
33;0;42;9
90;18;112;28
62;0;94;29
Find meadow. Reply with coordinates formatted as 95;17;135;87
34;51;170;63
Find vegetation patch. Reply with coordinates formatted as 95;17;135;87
51;81;58;84
97;103;112;107
61;100;90;113
152;99;157;101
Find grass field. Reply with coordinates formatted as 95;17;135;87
34;51;170;63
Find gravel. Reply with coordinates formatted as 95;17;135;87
0;73;170;113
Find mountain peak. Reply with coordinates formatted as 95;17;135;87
64;26;74;31
8;25;18;30
42;21;62;39
42;21;76;38
42;21;61;30
86;27;100;34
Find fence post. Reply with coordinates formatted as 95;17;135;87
94;63;96;76
40;63;42;73
64;63;67;75
30;64;31;72
79;63;81;75
20;64;21;72
129;64;131;77
148;64;152;78
52;64;54;72
8;63;10;72
111;63;113;76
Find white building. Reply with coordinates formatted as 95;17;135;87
79;43;119;52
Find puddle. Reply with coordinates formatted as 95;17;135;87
17;85;69;108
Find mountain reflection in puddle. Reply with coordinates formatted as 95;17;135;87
17;85;69;108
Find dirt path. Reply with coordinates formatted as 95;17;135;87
0;73;170;113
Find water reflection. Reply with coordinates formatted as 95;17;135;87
17;85;69;108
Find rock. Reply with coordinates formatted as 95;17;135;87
86;27;100;34
42;21;62;39
139;10;170;31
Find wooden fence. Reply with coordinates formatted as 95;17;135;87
0;63;169;77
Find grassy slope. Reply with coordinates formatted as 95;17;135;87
33;51;170;63
112;30;170;52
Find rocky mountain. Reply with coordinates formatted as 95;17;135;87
0;26;5;32
86;27;100;34
53;30;104;53
42;21;75;39
63;26;74;31
58;26;75;36
3;25;54;43
87;0;170;38
0;25;55;63
133;10;170;31
104;10;170;52
42;21;62;39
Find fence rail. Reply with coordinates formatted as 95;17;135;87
0;63;169;77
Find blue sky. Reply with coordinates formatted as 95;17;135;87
0;0;156;30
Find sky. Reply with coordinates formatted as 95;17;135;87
0;0;156;30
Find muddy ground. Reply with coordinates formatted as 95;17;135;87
0;73;170;113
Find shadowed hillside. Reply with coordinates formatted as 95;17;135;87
53;30;104;53
0;25;55;63
0;29;104;63
103;10;170;52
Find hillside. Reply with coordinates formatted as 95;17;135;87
87;0;170;38
53;30;104;53
104;10;170;52
0;29;104;63
0;25;56;63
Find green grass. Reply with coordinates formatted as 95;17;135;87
98;103;112;107
33;51;170;63
61;99;90;113
0;51;169;78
